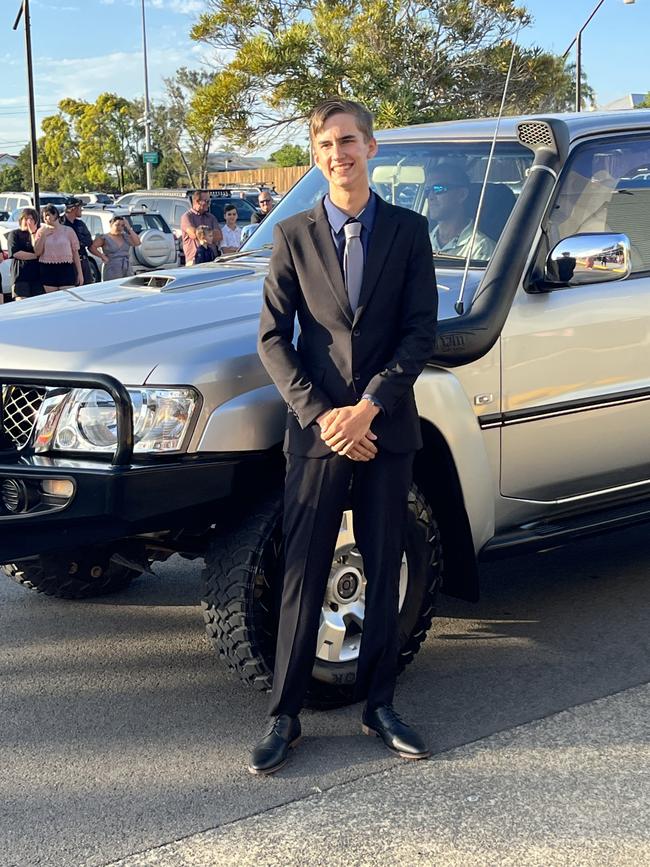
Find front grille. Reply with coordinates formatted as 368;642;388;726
1;385;46;448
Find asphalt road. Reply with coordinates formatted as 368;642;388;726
2;525;649;867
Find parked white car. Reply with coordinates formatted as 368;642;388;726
0;191;69;215
0;222;17;301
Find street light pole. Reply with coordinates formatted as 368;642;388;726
12;0;39;210
141;0;153;189
563;0;635;112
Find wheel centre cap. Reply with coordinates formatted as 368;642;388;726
328;564;363;605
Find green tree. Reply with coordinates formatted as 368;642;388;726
163;68;222;187
0;164;25;192
38;113;85;191
15;144;35;191
189;0;580;147
34;94;146;192
269;144;310;166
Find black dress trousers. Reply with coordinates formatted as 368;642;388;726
268;448;414;718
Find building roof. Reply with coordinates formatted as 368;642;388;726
601;93;648;111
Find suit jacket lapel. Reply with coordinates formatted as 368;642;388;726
307;202;353;325
353;197;399;326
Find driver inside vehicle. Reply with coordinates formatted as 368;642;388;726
426;165;495;260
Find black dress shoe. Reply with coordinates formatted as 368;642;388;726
362;705;430;759
248;714;301;775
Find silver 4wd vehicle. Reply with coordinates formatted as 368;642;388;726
1;110;649;708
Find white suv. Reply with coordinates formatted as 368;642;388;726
81;207;179;280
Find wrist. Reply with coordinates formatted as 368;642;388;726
359;396;380;418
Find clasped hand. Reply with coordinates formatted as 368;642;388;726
318;402;379;462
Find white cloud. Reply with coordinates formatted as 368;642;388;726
33;46;191;103
98;0;203;11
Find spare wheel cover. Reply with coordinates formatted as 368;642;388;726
134;228;174;268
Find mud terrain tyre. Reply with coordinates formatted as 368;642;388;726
2;549;141;599
202;484;442;709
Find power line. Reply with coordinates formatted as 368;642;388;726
0;107;59;115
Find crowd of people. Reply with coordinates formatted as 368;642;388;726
4;199;89;302
0;187;276;303
179;188;275;265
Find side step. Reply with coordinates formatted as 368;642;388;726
480;495;650;560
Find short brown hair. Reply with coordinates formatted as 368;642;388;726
309;99;374;143
192;190;209;205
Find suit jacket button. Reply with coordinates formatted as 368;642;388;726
353;329;361;337
353;373;361;381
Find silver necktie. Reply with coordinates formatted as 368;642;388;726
343;220;363;312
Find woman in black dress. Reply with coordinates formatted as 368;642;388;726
7;208;44;300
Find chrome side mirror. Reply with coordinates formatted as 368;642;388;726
545;232;631;286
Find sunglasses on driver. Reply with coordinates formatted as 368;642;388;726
426;183;463;195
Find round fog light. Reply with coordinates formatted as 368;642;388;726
2;478;28;514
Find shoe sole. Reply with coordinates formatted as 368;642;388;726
247;735;302;776
361;725;431;760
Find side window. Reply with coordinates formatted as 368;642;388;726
6;197;18;212
85;215;101;236
173;203;188;225
154;199;173;222
548;135;650;273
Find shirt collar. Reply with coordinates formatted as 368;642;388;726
323;190;376;235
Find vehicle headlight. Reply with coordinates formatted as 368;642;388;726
34;387;199;454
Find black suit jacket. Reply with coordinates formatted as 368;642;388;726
258;195;438;457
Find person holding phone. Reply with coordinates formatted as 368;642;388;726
89;214;141;281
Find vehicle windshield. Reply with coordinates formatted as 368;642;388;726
240;141;533;266
209;196;257;224
41;195;68;206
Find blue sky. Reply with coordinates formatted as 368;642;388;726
0;0;647;157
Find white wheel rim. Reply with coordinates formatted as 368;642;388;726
315;510;408;664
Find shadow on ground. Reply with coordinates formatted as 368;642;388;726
1;526;649;867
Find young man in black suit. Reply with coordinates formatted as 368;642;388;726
253;98;438;775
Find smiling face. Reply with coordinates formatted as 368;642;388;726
312;112;378;196
225;206;238;227
42;209;59;227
